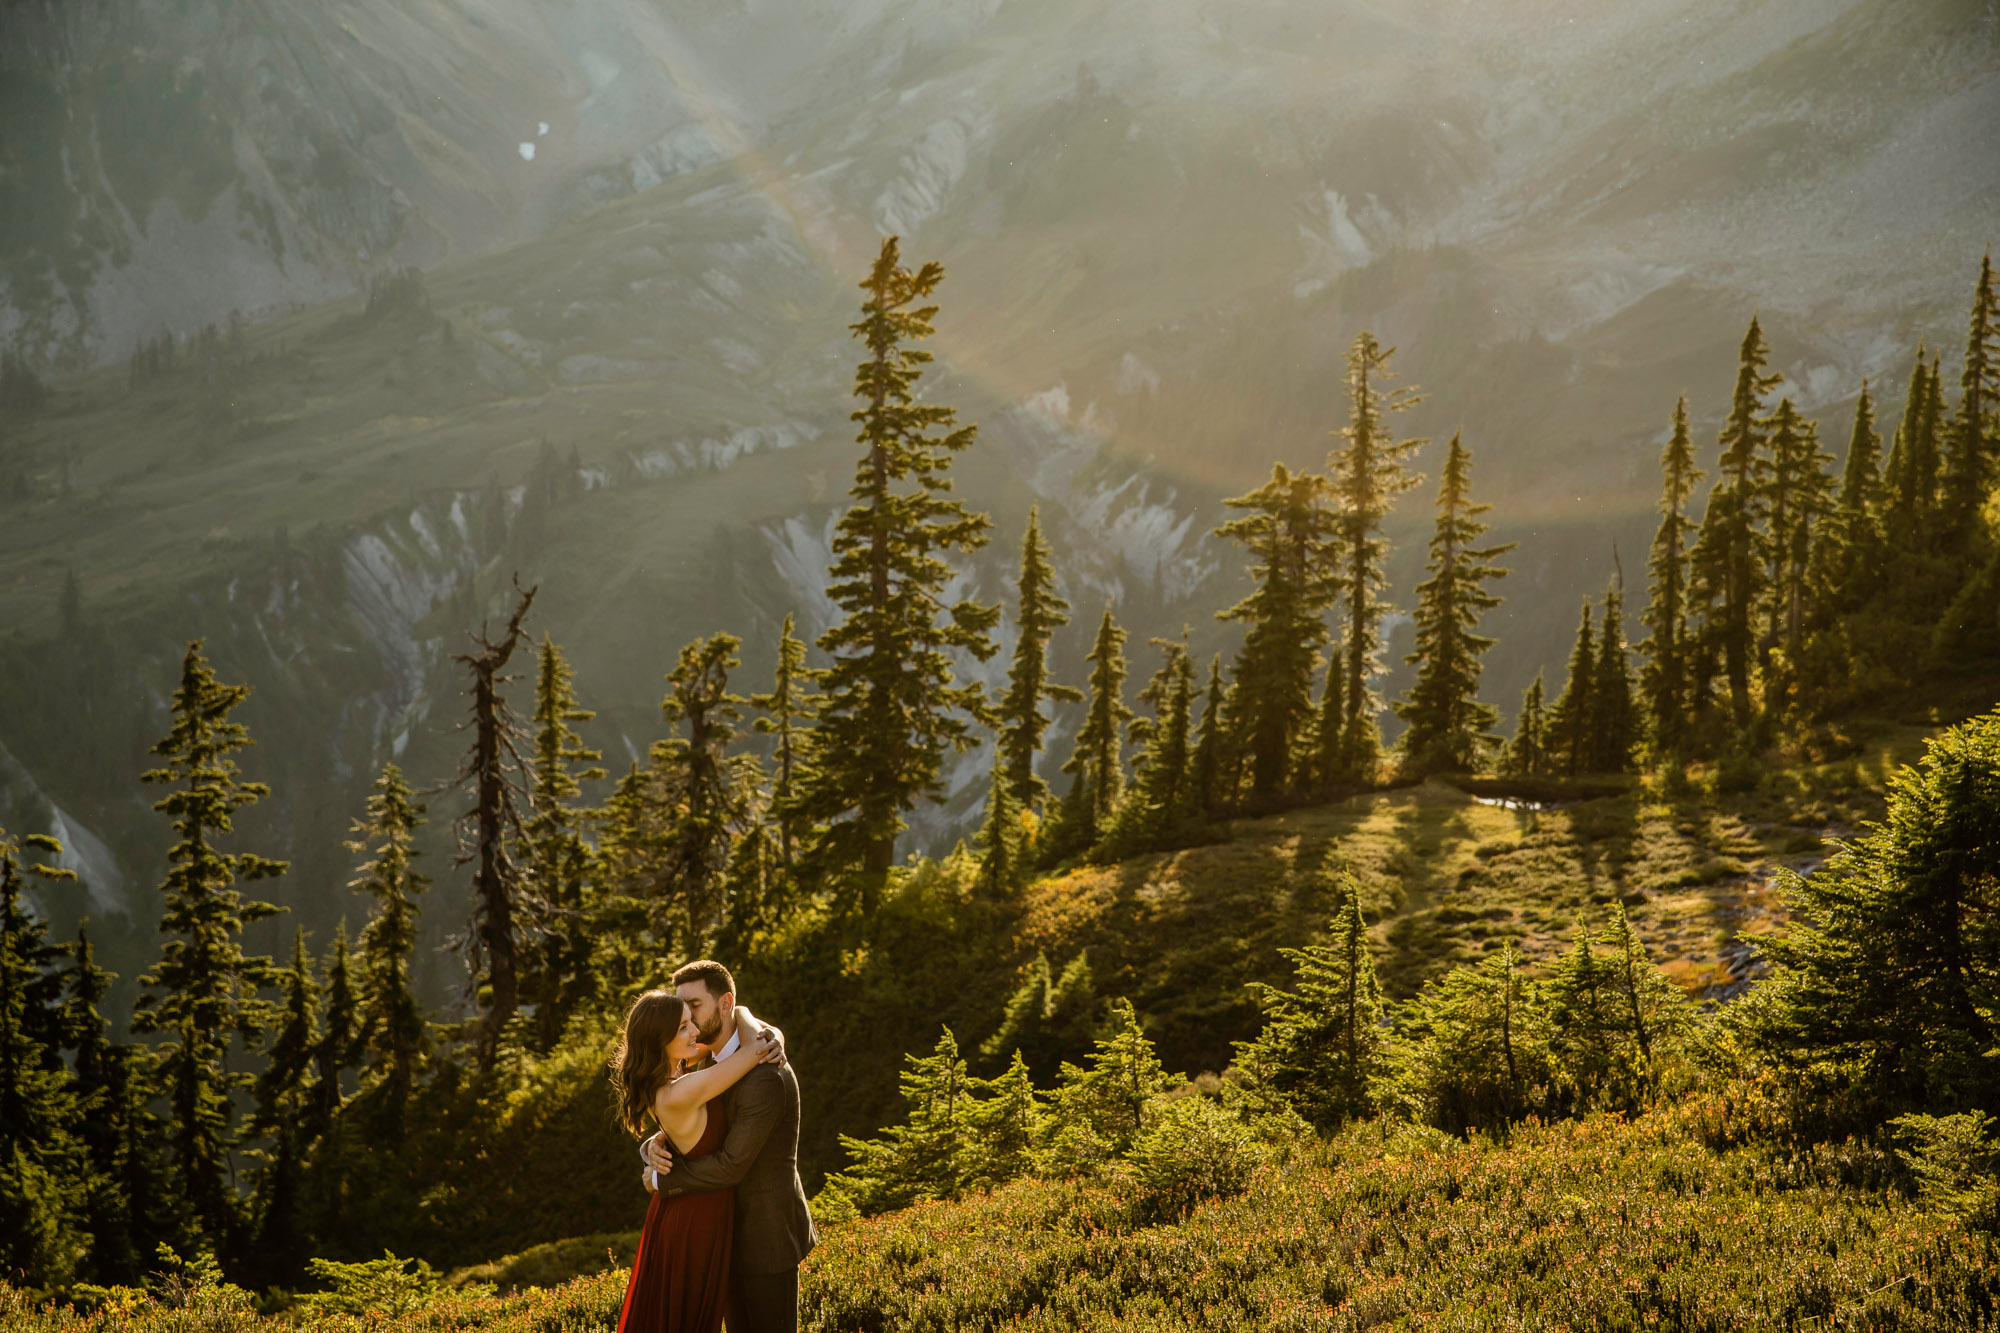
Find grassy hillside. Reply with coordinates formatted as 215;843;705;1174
13;1105;1999;1330
274;704;1966;1275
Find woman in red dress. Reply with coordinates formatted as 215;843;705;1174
611;991;782;1333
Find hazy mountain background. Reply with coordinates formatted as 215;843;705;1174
1;0;1995;1011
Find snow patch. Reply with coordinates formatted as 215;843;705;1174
47;805;126;918
874;112;986;235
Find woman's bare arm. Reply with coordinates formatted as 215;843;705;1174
659;1007;780;1113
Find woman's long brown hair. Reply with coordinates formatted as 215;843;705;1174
611;990;687;1138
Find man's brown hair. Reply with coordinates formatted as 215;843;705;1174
672;959;736;1000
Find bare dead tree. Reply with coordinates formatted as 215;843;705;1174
445;577;538;1070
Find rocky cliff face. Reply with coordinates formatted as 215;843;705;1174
0;0;1992;1004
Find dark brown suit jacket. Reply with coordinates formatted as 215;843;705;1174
660;1061;816;1275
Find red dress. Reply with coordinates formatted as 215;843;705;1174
617;1102;734;1333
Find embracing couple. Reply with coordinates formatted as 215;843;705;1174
610;960;816;1333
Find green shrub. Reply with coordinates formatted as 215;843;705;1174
1127;1093;1265;1220
297;1252;479;1317
1895;1112;2000;1228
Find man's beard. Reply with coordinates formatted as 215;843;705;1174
698;1014;727;1047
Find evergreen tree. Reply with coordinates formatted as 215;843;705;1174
749;613;820;874
1763;398;1835;666
65;923;173;1283
315;923;357;1128
1599;904;1691;1086
522;636;604;1052
1108;637;1197;853
1886;353;1949;557
653;634;756;951
1822;382;1885;612
979;950;1097;1082
1881;351;1933;551
133;641;287;1253
1327;333;1426;780
1189;656;1229;813
997;508;1082;815
1395;434;1513;776
1214;463;1338;793
1238;882;1382;1129
1942;252;1998;539
347;763;429;1130
802;238;1000;911
1299;647;1345;791
823;1028;975;1214
1690;316;1781;723
445;583;536;1070
1059;608;1133;846
1045;998;1179;1155
1392;945;1552;1134
1588;578;1638;775
248;928;321;1274
1543;600;1596;776
965;1050;1040;1191
1640;397;1704;752
1748;706;2000;1113
0;828;85;1285
974;747;1025;896
1545;920;1620;1109
1500;672;1548;778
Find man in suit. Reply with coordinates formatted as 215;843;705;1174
642;959;816;1333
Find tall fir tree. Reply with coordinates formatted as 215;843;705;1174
1327;333;1426;780
1543;600;1596;777
1881;350;1936;553
1905;354;1949;555
1299;646;1345;791
1588;577;1638;775
133;641;287;1254
749;613;820;874
1763;398;1835;667
1394;434;1513;775
802;238;1000;912
1690;316;1781;723
1189;656;1229;814
1238;883;1382;1129
1214;463;1339;794
974;747;1025;897
248;927;321;1275
1640;397;1703;752
1822;382;1885;612
1942;252;1998;540
652;634;756;950
1108;636;1196;853
0;828;85;1285
997;508;1082;816
522;636;604;1052
347;763;428;1131
1500;672;1548;778
1059;608;1134;847
314;923;357;1129
445;583;535;1070
65;923;174;1283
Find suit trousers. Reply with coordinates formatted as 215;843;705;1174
725;1267;799;1333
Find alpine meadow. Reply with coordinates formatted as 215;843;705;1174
3;1;2000;1330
